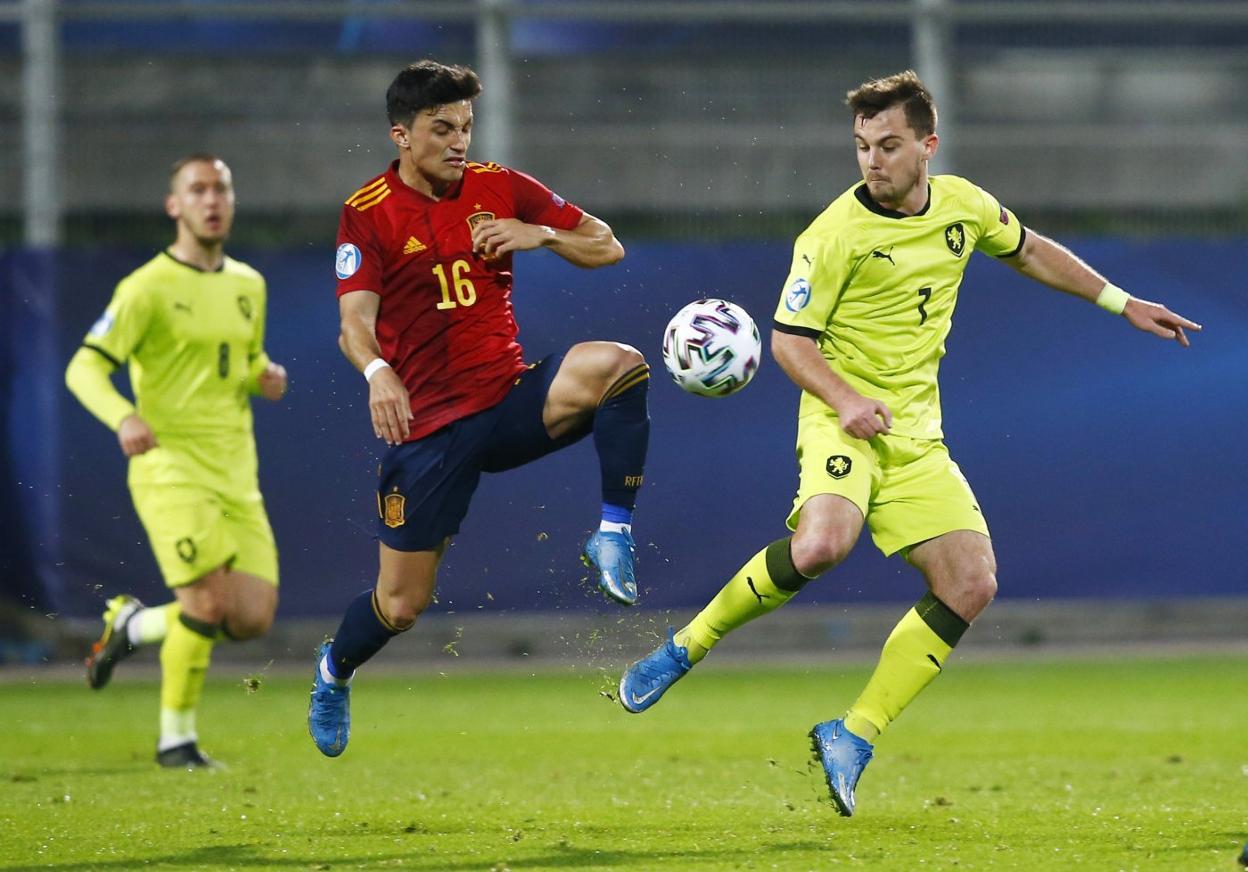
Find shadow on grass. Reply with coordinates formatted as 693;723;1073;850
4;765;139;778
0;839;828;871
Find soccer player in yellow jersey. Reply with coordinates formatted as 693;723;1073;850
618;71;1201;815
65;154;288;768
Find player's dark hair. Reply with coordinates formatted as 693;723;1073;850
169;153;225;189
846;70;937;138
386;60;483;127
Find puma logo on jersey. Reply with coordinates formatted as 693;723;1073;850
871;247;895;266
403;236;427;255
173;301;193;314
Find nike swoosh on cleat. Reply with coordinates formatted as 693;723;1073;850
629;687;661;706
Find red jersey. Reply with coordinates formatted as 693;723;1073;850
335;160;585;441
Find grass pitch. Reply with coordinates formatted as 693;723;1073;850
2;651;1246;871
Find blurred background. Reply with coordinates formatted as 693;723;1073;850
1;0;1244;666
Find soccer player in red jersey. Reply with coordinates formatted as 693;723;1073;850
308;60;649;756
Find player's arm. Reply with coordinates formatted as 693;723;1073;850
64;347;157;457
771;330;892;440
245;283;287;401
338;289;413;445
471;213;624;268
1002;230;1201;347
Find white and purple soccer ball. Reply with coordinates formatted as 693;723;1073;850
661;298;762;397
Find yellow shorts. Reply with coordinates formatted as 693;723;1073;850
130;482;279;588
786;412;989;557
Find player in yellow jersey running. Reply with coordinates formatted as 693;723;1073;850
618;71;1200;815
65;154;288;768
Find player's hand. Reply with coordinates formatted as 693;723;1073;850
258;362;288;401
1122;298;1202;348
117;414;158;457
835;393;893;440
471;218;554;260
368;366;414;446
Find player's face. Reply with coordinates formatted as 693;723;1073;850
166;160;235;245
394;101;474;194
853;106;937;209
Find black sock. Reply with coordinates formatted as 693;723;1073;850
593;364;650;510
327;589;403;678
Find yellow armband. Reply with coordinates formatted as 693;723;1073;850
1095;283;1130;315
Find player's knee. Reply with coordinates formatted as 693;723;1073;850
613;343;646;372
957;567;997;614
222;611;273;641
377;590;429;631
179;590;229;625
789;531;854;578
588;340;645;377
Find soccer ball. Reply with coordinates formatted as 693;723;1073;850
661;298;762;397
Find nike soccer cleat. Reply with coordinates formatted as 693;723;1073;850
85;594;143;690
618;628;692;713
307;640;351;757
581;528;638;606
156;741;219;769
809;718;875;817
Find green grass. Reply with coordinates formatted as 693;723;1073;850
2;653;1246;871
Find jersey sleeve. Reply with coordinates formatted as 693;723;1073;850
970;182;1025;258
245;277;272;393
64;345;136;431
335;202;386;297
508;168;585;230
83;275;153;366
772;232;850;338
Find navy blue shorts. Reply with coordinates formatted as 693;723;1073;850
376;353;590;551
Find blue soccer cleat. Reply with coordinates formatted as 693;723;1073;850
618;628;692;713
809;718;875;817
307;640;351;758
582;528;638;606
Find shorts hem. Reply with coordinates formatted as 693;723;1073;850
875;524;991;559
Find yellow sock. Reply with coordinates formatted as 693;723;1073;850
677;538;810;664
158;611;217;746
844;592;968;740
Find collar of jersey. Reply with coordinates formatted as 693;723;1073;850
161;249;225;273
854;183;931;219
388;159;464;203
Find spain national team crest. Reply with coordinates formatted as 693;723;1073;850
466;211;496;232
382;490;406;528
944;223;966;257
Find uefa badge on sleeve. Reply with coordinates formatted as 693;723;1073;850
336;243;362;279
785;278;812;312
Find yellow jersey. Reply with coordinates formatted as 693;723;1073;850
772;174;1023;439
80;251;270;486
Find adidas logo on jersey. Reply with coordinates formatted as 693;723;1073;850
403;236;427;255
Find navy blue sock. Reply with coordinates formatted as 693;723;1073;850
327;589;402;678
593;364;650;511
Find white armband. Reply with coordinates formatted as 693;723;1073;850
363;358;391;382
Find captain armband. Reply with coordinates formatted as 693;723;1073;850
1095;283;1131;315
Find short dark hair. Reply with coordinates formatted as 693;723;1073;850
386;60;483;127
169;153;225;189
846;70;937;138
